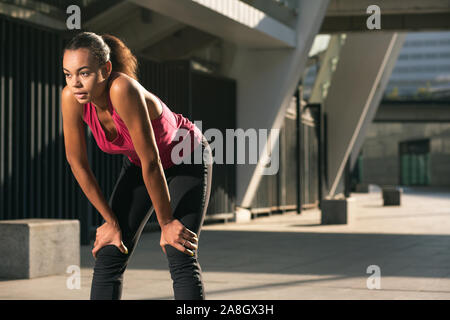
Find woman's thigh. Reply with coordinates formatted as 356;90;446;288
108;157;154;254
166;174;205;237
165;141;213;238
107;142;212;255
163;161;213;258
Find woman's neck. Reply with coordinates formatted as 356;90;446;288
91;78;111;112
91;92;109;112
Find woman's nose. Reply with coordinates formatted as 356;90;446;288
71;76;81;87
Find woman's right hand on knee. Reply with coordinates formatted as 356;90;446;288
92;221;129;259
160;218;198;256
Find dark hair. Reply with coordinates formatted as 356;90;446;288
64;32;138;80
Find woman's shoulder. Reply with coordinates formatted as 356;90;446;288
107;71;163;120
108;71;160;102
107;71;135;91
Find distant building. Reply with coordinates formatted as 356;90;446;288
359;31;450;188
385;31;450;100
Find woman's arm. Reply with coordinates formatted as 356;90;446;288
109;75;198;255
61;86;119;226
61;86;127;257
109;78;172;226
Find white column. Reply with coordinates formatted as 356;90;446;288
222;0;331;220
324;32;406;197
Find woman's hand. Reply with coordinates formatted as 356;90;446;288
92;221;128;259
160;219;198;256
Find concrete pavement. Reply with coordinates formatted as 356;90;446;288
1;186;450;300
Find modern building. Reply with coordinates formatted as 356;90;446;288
350;31;450;188
386;31;450;99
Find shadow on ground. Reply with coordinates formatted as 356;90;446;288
80;229;450;279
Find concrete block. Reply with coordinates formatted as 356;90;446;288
0;219;80;279
382;186;402;206
355;183;369;193
321;197;355;225
235;207;252;223
355;183;381;193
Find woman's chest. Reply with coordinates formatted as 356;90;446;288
96;108;119;142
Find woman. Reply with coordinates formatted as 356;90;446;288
61;31;213;300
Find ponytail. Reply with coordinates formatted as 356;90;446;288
101;34;139;81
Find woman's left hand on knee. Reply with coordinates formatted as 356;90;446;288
160;219;198;256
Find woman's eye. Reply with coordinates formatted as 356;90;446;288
81;72;89;77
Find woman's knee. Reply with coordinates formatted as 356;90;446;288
165;246;202;279
165;245;200;265
93;245;129;279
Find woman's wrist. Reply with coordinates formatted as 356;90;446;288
104;213;120;229
160;217;174;229
108;219;120;229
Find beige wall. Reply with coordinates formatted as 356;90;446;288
361;122;450;187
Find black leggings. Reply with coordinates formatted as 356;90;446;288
90;138;213;300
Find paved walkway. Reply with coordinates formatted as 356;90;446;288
2;186;450;300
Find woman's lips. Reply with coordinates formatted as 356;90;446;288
75;93;87;98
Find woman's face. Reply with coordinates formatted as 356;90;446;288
63;48;109;103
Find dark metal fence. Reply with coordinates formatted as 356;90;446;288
250;116;298;216
250;88;323;215
191;70;237;220
0;14;74;225
0;15;237;244
300;103;321;208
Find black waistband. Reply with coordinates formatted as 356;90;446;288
122;136;211;172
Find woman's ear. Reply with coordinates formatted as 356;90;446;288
101;60;112;79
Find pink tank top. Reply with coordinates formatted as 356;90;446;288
83;91;203;170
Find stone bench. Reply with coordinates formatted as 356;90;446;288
321;195;356;225
382;186;403;206
0;219;80;279
355;183;370;193
355;183;381;193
